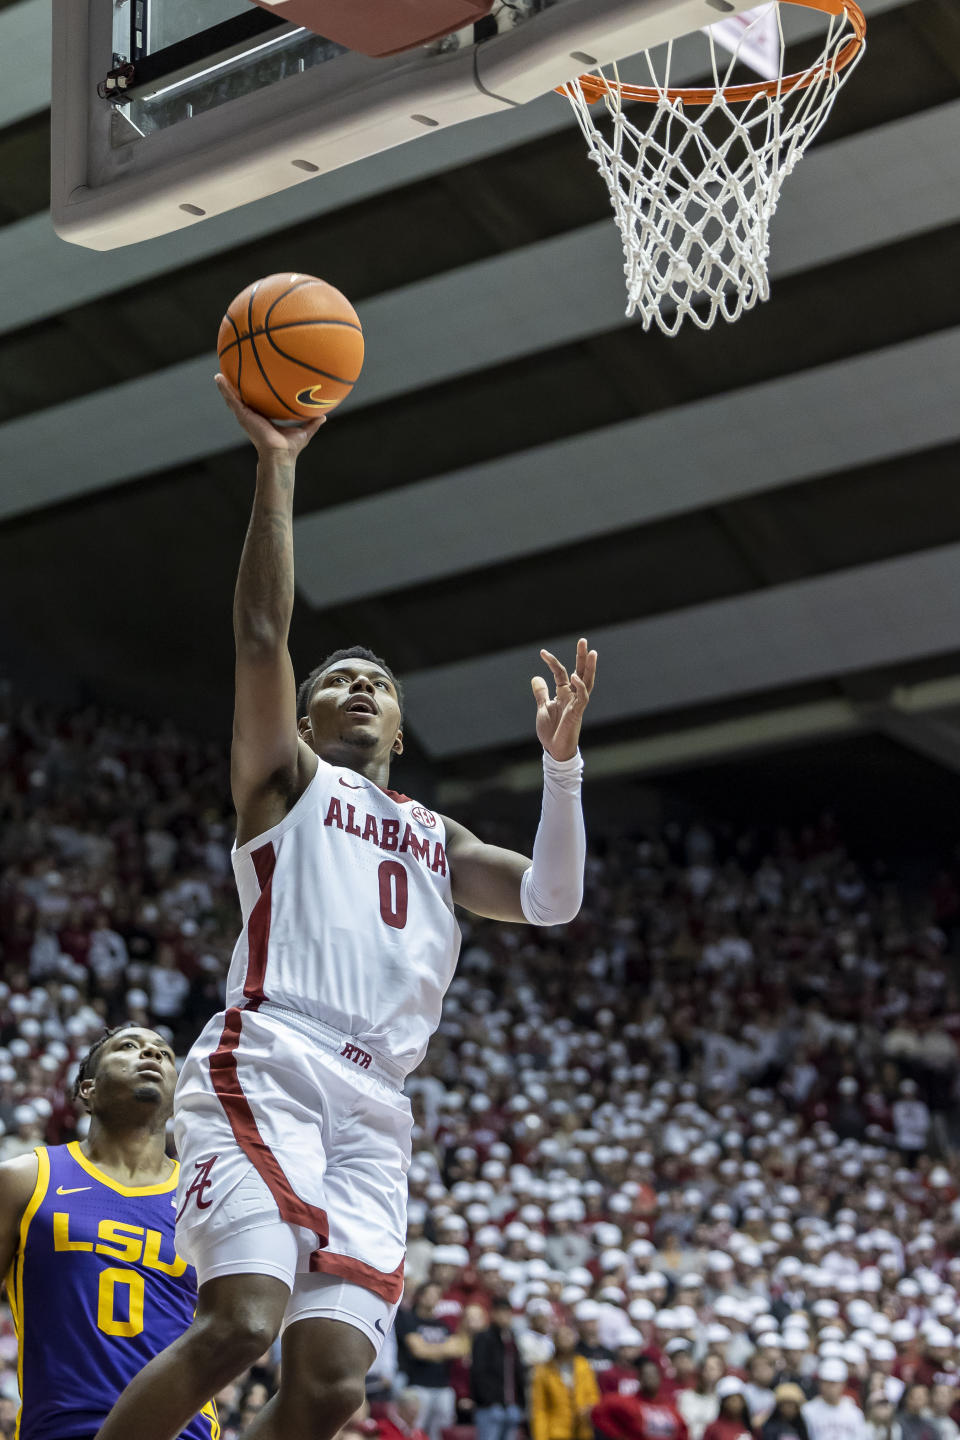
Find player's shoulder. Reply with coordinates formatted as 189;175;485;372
0;1149;42;1193
434;811;474;854
0;1149;43;1228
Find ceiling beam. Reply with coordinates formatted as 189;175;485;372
437;698;866;800
435;678;960;796
2;100;958;525
0;0;49;130
892;676;960;713
867;706;960;776
398;540;960;755
294;326;960;608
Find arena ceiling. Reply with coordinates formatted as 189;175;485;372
1;0;960;811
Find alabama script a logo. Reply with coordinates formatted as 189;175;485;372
176;1155;219;1222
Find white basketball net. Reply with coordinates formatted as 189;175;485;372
562;3;865;335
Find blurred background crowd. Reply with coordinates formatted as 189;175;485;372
3;678;960;1440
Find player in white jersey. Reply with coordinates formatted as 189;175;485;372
94;378;597;1440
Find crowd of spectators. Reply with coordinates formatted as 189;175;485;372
2;679;960;1440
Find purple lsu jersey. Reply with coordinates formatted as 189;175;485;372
6;1143;218;1440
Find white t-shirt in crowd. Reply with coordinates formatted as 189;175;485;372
677;1389;720;1440
892;1098;930;1149
149;964;190;1018
803;1395;870;1440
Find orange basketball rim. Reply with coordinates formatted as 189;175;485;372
559;0;867;107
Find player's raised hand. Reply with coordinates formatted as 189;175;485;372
214;373;325;460
531;638;598;762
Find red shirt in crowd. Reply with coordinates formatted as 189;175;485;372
594;1393;689;1440
443;1278;492;1316
908;1359;959;1389
599;1366;642;1397
702;1418;753;1440
893;1354;924;1384
58;922;91;965
378;1413;428;1440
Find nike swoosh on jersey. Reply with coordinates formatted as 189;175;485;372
56;1185;92;1195
338;779;365;789
375;1318;385;1335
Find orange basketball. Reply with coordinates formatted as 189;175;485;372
217;273;364;421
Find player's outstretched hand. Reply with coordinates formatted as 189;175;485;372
531;637;598;762
214;373;325;461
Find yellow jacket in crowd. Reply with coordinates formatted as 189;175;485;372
530;1355;600;1440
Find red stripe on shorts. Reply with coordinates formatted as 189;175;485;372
244;842;276;1009
208;1006;330;1243
310;1247;405;1304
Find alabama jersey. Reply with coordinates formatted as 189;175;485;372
7;1143;218;1440
226;757;461;1078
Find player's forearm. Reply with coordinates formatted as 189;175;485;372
424;1339;464;1359
519;750;586;925
234;454;298;648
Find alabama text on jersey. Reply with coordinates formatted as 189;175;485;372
226;758;462;1078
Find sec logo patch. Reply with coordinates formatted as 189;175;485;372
412;806;437;829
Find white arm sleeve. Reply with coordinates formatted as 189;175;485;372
519;749;586;926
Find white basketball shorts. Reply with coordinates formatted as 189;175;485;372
173;1002;412;1353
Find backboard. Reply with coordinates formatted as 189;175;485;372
52;0;763;250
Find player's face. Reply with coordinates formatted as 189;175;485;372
301;659;403;762
89;1029;178;1117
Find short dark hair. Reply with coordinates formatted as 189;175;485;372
72;1024;140;1102
296;646;404;720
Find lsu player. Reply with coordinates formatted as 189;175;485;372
0;1024;218;1440
93;377;597;1440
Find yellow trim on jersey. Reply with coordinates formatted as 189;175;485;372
8;1146;50;1440
67;1141;179;1196
201;1398;221;1439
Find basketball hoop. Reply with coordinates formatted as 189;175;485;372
559;0;866;335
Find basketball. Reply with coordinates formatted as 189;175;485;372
217;272;364;421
